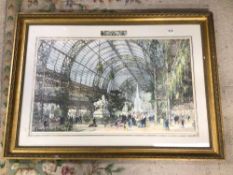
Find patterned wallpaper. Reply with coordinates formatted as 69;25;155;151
1;0;233;175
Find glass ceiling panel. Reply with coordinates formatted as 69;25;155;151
53;40;77;52
85;74;94;87
98;77;105;88
81;68;96;86
117;49;131;55
119;78;137;91
101;66;113;78
77;43;92;56
100;49;117;59
70;63;83;83
114;40;145;58
42;39;152;89
87;41;100;50
73;40;146;76
79;51;98;66
85;72;95;87
101;58;148;80
46;49;60;71
112;40;126;45
69;41;89;58
54;54;66;73
112;66;149;86
79;58;100;75
128;46;145;58
114;74;134;88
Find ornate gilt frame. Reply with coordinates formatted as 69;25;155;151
3;11;224;159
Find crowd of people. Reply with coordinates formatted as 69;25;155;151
39;111;193;131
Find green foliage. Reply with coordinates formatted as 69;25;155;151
96;61;104;74
4;65;11;72
107;90;126;114
111;167;125;173
5;50;12;57
149;40;164;68
56;160;63;166
96;163;125;175
55;87;70;119
7;16;14;21
83;113;92;123
54;108;61;117
147;80;155;101
44;0;57;12
4;87;8;95
8;160;125;175
157;101;167;118
167;39;193;105
0;160;5;169
15;0;23;11
109;69;115;80
88;93;102;106
148;39;192;107
77;3;86;11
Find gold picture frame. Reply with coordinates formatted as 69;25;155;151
4;11;224;159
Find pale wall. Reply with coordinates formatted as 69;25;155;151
0;0;233;175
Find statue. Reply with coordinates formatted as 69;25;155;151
93;95;110;119
122;102;129;115
133;84;142;113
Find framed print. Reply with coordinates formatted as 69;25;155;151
4;11;224;159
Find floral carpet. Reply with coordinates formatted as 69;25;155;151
1;1;145;174
1;0;233;175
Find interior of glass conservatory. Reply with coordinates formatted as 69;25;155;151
33;39;196;133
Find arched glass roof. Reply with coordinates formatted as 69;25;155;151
37;39;154;92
